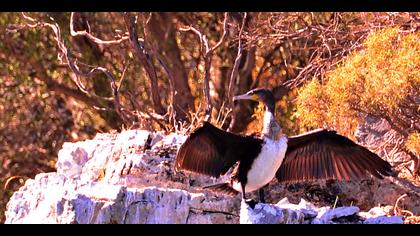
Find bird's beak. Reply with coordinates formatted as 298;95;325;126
233;93;259;102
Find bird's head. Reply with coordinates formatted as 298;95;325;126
233;88;275;112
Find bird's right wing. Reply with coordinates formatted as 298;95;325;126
175;122;263;178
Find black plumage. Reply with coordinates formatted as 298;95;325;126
175;122;263;178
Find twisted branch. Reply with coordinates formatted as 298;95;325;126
228;12;247;109
70;12;129;46
124;12;165;115
180;12;229;120
7;13;132;125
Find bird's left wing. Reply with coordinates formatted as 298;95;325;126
276;129;394;183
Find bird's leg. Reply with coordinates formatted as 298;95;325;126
242;183;257;209
241;183;247;200
259;188;265;203
258;183;269;203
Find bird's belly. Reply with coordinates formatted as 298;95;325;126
236;137;288;193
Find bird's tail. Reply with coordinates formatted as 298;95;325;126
203;183;239;196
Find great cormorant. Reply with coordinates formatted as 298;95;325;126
175;88;394;207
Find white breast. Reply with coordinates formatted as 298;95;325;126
232;137;288;193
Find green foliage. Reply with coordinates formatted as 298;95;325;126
296;28;420;138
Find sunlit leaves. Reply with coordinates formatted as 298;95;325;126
296;28;419;139
406;132;420;155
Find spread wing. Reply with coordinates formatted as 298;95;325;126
175;122;263;178
276;129;394;183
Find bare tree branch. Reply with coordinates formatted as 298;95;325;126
70;12;129;46
33;64;103;110
228;12;247;109
179;12;229;120
124;12;165;115
126;91;168;130
209;13;229;54
155;53;176;124
8;13;132;125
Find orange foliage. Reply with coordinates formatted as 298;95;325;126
296;28;419;140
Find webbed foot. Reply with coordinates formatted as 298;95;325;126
244;199;258;209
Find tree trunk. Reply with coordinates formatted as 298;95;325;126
211;64;230;113
146;12;195;121
227;47;257;133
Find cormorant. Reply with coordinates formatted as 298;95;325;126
175;88;394;208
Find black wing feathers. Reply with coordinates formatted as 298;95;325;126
277;129;393;183
175;122;263;178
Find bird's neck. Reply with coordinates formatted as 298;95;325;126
262;108;283;140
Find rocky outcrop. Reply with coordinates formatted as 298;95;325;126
5;173;238;224
356;115;417;179
6;130;239;224
5;127;418;224
240;198;404;224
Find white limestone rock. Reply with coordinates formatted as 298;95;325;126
5;127;411;224
5;173;238;224
358;206;388;219
240;200;305;224
358;206;403;224
363;216;404;224
5;130;239;224
275;197;318;219
312;206;360;224
239;197;404;224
